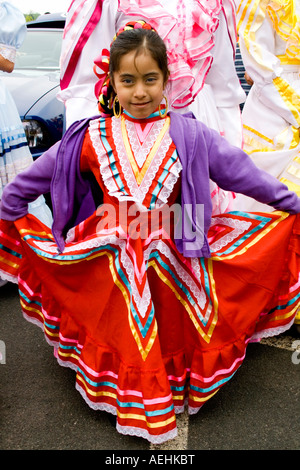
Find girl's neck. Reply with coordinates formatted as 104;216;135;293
123;109;167;123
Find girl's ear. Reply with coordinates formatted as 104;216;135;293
163;70;170;89
110;73;116;93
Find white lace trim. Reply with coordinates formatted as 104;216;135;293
125;118;163;169
91;117;176;205
0;43;16;63
89;117;182;210
188;404;204;415
209;217;252;252
0;269;17;284
89;118;122;199
76;381;179;444
117;423;178;445
250;318;296;342
23;212;282;330
143;238;208;315
153;156;182;209
112;116;172;204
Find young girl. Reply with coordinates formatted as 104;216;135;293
0;22;299;444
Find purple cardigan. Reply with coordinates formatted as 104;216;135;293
1;112;300;256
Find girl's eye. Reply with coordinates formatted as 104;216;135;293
122;78;133;85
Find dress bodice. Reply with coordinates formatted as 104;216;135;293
81;111;182;210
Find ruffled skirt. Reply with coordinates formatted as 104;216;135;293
0;209;299;444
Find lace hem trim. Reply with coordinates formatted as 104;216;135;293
0;43;16;63
117;423;178;445
0;269;17;284
19;298;297;445
250;318;296;341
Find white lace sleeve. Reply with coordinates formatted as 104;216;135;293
0;43;16;63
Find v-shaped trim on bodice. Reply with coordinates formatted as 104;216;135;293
121;115;171;185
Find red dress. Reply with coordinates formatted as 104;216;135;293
0;111;299;444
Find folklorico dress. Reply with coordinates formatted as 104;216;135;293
0;110;299;444
233;0;300;212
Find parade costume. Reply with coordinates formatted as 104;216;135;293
0;109;299;443
234;0;300;210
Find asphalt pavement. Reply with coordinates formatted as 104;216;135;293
1;281;299;454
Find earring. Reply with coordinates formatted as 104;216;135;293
113;96;122;118
158;95;168;118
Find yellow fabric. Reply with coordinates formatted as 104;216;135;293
267;0;300;61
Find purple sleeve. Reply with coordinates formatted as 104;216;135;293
0;141;59;220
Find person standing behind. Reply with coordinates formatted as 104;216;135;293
0;1;52;286
233;0;300;332
234;42;252;110
233;0;300;212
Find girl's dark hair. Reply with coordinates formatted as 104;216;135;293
97;22;170;116
109;26;170;85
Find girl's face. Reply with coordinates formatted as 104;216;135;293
112;50;167;119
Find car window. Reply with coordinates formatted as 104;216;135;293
15;29;63;70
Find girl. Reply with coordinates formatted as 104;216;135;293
0;22;299;444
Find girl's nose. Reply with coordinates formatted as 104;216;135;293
133;82;147;98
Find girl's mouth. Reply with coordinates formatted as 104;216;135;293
132;102;150;107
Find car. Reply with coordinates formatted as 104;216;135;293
27;12;66;29
0;13;66;159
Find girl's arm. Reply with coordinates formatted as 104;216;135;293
0;142;59;221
